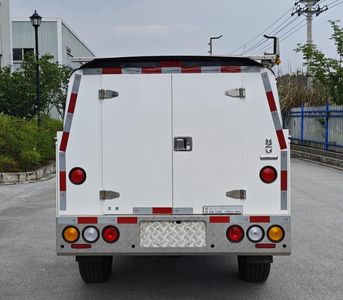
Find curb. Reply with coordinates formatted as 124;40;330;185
0;163;56;184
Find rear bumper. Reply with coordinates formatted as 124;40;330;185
56;215;291;256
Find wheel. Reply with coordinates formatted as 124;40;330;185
237;256;271;282
77;256;113;283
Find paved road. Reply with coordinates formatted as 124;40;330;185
0;159;342;300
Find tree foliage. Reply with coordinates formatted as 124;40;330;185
0;54;72;119
295;20;343;104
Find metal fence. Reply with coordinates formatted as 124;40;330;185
288;104;343;153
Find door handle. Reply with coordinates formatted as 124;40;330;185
174;137;192;151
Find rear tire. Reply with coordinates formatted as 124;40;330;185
237;256;271;282
77;256;113;283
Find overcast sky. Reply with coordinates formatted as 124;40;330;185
11;0;343;72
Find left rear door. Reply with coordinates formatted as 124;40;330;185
101;74;173;215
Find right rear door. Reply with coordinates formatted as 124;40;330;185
172;73;246;213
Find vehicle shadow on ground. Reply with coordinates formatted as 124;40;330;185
77;255;268;299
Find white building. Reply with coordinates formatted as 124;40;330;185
0;0;13;67
12;18;94;70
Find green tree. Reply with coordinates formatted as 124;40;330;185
0;54;72;119
296;20;343;104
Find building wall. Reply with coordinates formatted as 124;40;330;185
12;20;58;69
62;22;94;69
0;0;13;67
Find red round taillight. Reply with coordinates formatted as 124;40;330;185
259;166;277;184
102;226;120;243
226;225;244;243
69;167;86;185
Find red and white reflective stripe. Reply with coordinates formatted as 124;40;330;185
261;72;288;211
261;72;287;150
83;65;262;75
59;74;82;211
133;207;193;214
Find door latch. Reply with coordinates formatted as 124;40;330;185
225;88;246;99
174;137;192;151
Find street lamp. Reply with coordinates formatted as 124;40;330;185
208;35;223;55
30;10;42;125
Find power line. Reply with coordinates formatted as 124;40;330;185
251;19;308;55
280;22;308;42
243;17;299;54
327;0;343;8
230;6;293;53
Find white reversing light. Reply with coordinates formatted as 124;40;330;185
82;226;99;243
247;226;264;243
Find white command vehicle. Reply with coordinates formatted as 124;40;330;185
56;55;291;283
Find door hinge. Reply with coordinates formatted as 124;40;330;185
225;88;246;99
98;89;119;100
99;190;120;200
226;189;246;200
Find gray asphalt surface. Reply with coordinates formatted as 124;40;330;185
0;159;342;300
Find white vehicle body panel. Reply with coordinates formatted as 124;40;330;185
101;75;173;214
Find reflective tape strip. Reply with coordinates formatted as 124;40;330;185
64;113;73;133
83;68;101;75
209;216;230;223
271;215;289;223
280;150;288;210
281;170;287;190
173;207;193;214
201;66;221;73
122;67;141;74
102;67;122;74
82;65;262;75
67;94;78;113
241;66;261;73
71;74;81;94
271;111;282;131
98;217;117;224
133;207;152;214
221;66;241;73
276;129;287;150
60;191;66;211
78;217;98;224
59;152;66;172
230;216;249;223
152;207;173;214
57;216;77;224
59;171;66;191
281;150;287;171
250;216;270;223
281;191;288;210
133;207;193;214
181;66;201;73
261;72;272;92
266;91;277;112
59;132;69;152
161;67;181;73
117;217;137;224
142;67;161;74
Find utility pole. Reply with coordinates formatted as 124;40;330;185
292;1;328;86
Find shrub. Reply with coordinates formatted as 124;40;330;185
0;114;62;172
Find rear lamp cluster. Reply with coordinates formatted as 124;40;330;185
62;226;120;244
260;166;277;184
226;225;285;243
69;167;86;185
